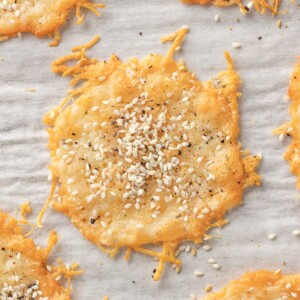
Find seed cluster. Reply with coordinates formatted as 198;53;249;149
0;252;49;300
55;66;233;233
0;0;32;23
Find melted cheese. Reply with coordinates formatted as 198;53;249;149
203;270;300;299
42;28;260;280
0;210;81;299
0;0;104;46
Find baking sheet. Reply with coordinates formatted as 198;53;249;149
1;1;300;299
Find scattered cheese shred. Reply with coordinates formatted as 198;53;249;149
181;0;283;15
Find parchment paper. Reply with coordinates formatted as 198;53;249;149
1;1;300;299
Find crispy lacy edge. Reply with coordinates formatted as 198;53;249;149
273;60;300;189
181;0;287;15
39;28;261;280
202;269;300;299
0;1;104;46
0;206;82;298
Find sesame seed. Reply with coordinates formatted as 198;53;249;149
205;284;213;293
293;229;300;236
287;127;294;134
202;208;209;214
46;265;52;271
99;76;106;82
291;292;298;298
212;263;220;270
274;269;281;275
167;91;174;98
202;245;211;251
246;1;253;9
194;270;204;276
286;283;292;289
124;203;132;209
279;133;285;141
197;157;203;163
268;233;276;240
214;14;220;22
232;42;241;48
190;294;196;300
208;258;216;264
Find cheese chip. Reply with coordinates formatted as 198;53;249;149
41;28;260;280
0;0;104;46
0;209;82;299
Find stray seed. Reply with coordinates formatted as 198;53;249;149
293;229;300;236
268;233;276;240
232;42;241;49
194;270;204;276
202;245;211;251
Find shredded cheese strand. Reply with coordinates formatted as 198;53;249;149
37;168;57;228
160;26;189;60
72;35;100;52
49;30;61;47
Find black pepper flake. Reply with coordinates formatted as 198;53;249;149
139;32;143;36
90;219;96;224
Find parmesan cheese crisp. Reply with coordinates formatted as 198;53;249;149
203;270;300;299
0;209;82;299
0;0;104;46
274;60;300;190
41;28;261;280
